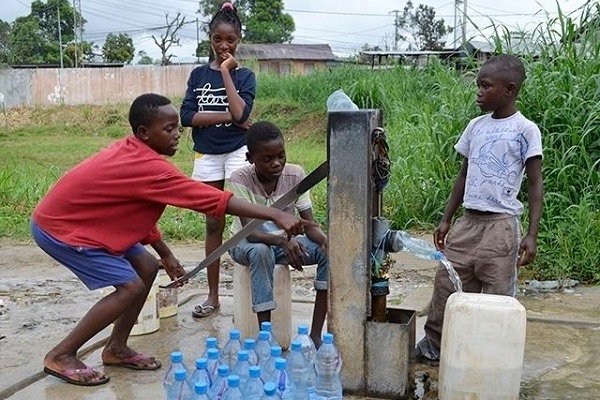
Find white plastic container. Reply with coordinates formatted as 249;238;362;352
157;272;178;318
439;292;526;400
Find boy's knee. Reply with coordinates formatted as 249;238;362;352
118;278;147;298
248;243;275;265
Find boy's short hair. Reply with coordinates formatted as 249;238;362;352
246;121;284;154
129;93;172;133
482;54;526;90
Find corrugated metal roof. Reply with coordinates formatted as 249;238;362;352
236;44;336;61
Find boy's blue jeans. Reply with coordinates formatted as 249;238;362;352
229;235;329;313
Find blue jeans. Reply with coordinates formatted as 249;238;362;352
229;236;329;313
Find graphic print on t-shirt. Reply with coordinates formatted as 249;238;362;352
194;82;234;127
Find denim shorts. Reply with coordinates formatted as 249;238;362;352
30;220;146;290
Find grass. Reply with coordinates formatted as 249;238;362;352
1;3;598;281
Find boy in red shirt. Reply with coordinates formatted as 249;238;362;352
31;93;310;386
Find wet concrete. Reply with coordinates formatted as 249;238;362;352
2;244;600;399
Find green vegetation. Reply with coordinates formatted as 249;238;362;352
1;5;598;282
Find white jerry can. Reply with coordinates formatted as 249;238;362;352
439;292;527;400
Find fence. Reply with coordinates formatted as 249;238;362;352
0;65;198;109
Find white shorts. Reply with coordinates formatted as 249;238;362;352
191;146;249;182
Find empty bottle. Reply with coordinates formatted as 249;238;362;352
260;321;280;348
209;365;230;400
223;374;244;400
167;369;193;400
221;329;243;370
287;340;310;400
192;381;210;400
263;345;282;379
189;358;212;391
164;351;191;392
314;333;342;400
255;330;272;369
269;357;294;400
386;230;443;261
244;338;260;366
261;381;279;399
293;325;317;394
232;349;251;387
206;348;220;382
200;336;220;358
243;365;264;399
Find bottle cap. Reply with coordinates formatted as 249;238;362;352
170;351;183;363
434;251;444;261
270;345;282;356
297;325;309;334
205;336;218;348
258;330;270;340
260;321;272;332
291;340;302;351
249;365;261;377
323;333;334;344
264;381;277;396
194;381;208;394
237;349;249;361
275;357;286;369
229;329;241;339
195;357;208;368
218;365;229;376
174;369;187;381
244;338;256;349
228;374;240;387
207;348;219;359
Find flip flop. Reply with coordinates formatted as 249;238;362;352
44;366;110;386
192;304;220;318
103;353;162;371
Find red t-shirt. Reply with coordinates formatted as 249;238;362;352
33;135;233;254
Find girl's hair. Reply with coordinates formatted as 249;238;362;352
209;2;242;36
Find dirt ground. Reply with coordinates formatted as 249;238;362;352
2;240;600;399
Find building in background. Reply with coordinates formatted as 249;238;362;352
236;44;337;75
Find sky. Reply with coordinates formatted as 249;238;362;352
1;0;593;61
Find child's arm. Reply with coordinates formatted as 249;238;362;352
150;239;187;283
434;157;468;250
220;55;251;123
518;156;543;266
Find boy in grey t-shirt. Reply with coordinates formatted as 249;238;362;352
416;55;544;364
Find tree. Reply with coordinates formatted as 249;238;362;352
152;13;186;66
244;0;294;43
0;19;11;65
102;33;135;64
10;17;47;64
137;50;154;65
398;1;452;51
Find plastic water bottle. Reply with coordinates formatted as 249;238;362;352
269;357;294;400
192;381;211;400
314;333;342;400
244;338;260;366
189;358;212;391
261;381;279;399
260;321;280;348
243;365;264;399
386;230;443;261
287;340;310;400
209;365;229;400
221;329;243;370
222;375;244;400
167;369;193;400
326;89;359;111
255;330;272;369
293;325;317;394
200;336;219;358
206;348;220;382
263;345;282;379
231;350;251;387
164;351;191;392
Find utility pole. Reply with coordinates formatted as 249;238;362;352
389;10;400;51
196;17;200;63
73;0;82;67
57;5;64;69
462;0;468;44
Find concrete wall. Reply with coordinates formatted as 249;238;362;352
0;65;198;109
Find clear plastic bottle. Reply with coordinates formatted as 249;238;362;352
192;381;211;400
263;345;282;379
261;381;279;399
260;321;280;348
206;348;220;382
209;364;230;400
326;89;359;111
314;333;343;400
222;374;244;400
221;329;243;370
269;357;295;400
255;330;272;370
243;365;264;400
231;349;251;387
243;338;260;366
189;357;212;391
386;230;443;261
286;340;309;400
200;336;219;359
167;369;193;400
164;351;191;392
293;324;317;395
